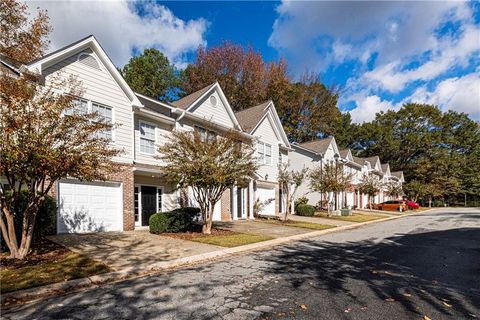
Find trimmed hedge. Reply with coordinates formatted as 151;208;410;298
149;207;200;234
1;190;57;251
296;204;316;217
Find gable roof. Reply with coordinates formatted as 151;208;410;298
391;171;404;181
339;149;351;159
235;100;290;148
234;101;270;133
298;137;335;155
170;83;216;109
363;156;381;169
353;156;371;169
25;35;142;107
135;93;173;117
169;82;241;130
381;163;391;174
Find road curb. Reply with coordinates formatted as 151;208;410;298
0;211;423;307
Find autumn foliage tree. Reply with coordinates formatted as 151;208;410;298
358;174;382;209
0;0;51;64
158;128;257;234
309;162;353;215
0;0;120;259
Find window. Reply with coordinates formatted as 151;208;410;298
195;126;216;142
265;144;272;165
92;103;113;140
140;121;155;154
65;99;88;116
65;99;113;140
257;142;272;165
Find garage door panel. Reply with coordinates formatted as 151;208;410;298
257;187;276;216
57;180;123;233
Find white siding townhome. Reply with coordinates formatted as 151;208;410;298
1;34;405;233
235;101;291;217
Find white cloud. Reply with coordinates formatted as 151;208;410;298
363;25;480;93
349;95;396;123
29;1;208;67
407;72;480;119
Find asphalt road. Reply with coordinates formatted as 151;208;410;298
3;208;479;320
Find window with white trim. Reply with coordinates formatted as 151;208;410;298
65;99;113;140
257;142;272;165
139;121;156;154
195;126;217;142
92;102;113;140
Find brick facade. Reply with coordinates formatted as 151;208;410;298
221;188;232;221
106;164;135;231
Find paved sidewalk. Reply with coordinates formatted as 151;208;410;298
49;230;220;272
288;214;354;226
215;220;312;237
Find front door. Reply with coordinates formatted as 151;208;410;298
141;186;157;226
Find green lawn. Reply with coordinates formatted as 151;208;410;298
315;212;387;223
260;219;335;231
191;233;274;247
0;252;111;293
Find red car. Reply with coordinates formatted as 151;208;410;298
405;200;419;210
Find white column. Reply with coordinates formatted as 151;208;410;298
248;180;255;220
232;186;238;220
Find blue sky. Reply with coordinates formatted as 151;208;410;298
32;1;480;122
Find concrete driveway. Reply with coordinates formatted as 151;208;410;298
48;230;220;272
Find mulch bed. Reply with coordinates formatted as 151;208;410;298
0;238;69;270
161;226;238;241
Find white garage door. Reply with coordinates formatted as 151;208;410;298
57;180;123;233
257;187;276;216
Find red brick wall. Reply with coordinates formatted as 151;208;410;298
107;164;134;231
221;188;232;221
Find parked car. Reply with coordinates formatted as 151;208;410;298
375;200;408;212
405;200;420;210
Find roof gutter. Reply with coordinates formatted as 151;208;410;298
291;142;323;157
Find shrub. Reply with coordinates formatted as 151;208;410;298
1;190;57;251
296;204;316;216
149;207;200;234
295;197;309;210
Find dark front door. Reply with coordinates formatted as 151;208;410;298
141;186;157;226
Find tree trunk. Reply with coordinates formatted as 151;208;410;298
202;204;214;235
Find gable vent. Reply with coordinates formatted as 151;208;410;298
78;53;100;70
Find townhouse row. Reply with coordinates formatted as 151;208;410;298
0;35;403;234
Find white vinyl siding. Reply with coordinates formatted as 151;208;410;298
252;114;282;181
43;48;133;163
257;142;265;164
139;121;156;155
189;90;235;128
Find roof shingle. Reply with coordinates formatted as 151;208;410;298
297;137;334;154
234;101;271;133
170;83;216;109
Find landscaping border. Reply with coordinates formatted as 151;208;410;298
1;208;436;309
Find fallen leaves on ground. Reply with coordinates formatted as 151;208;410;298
344;307;352;313
423;316;432;320
385;298;396;302
442;301;453;308
299;304;307;310
403;293;412;297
